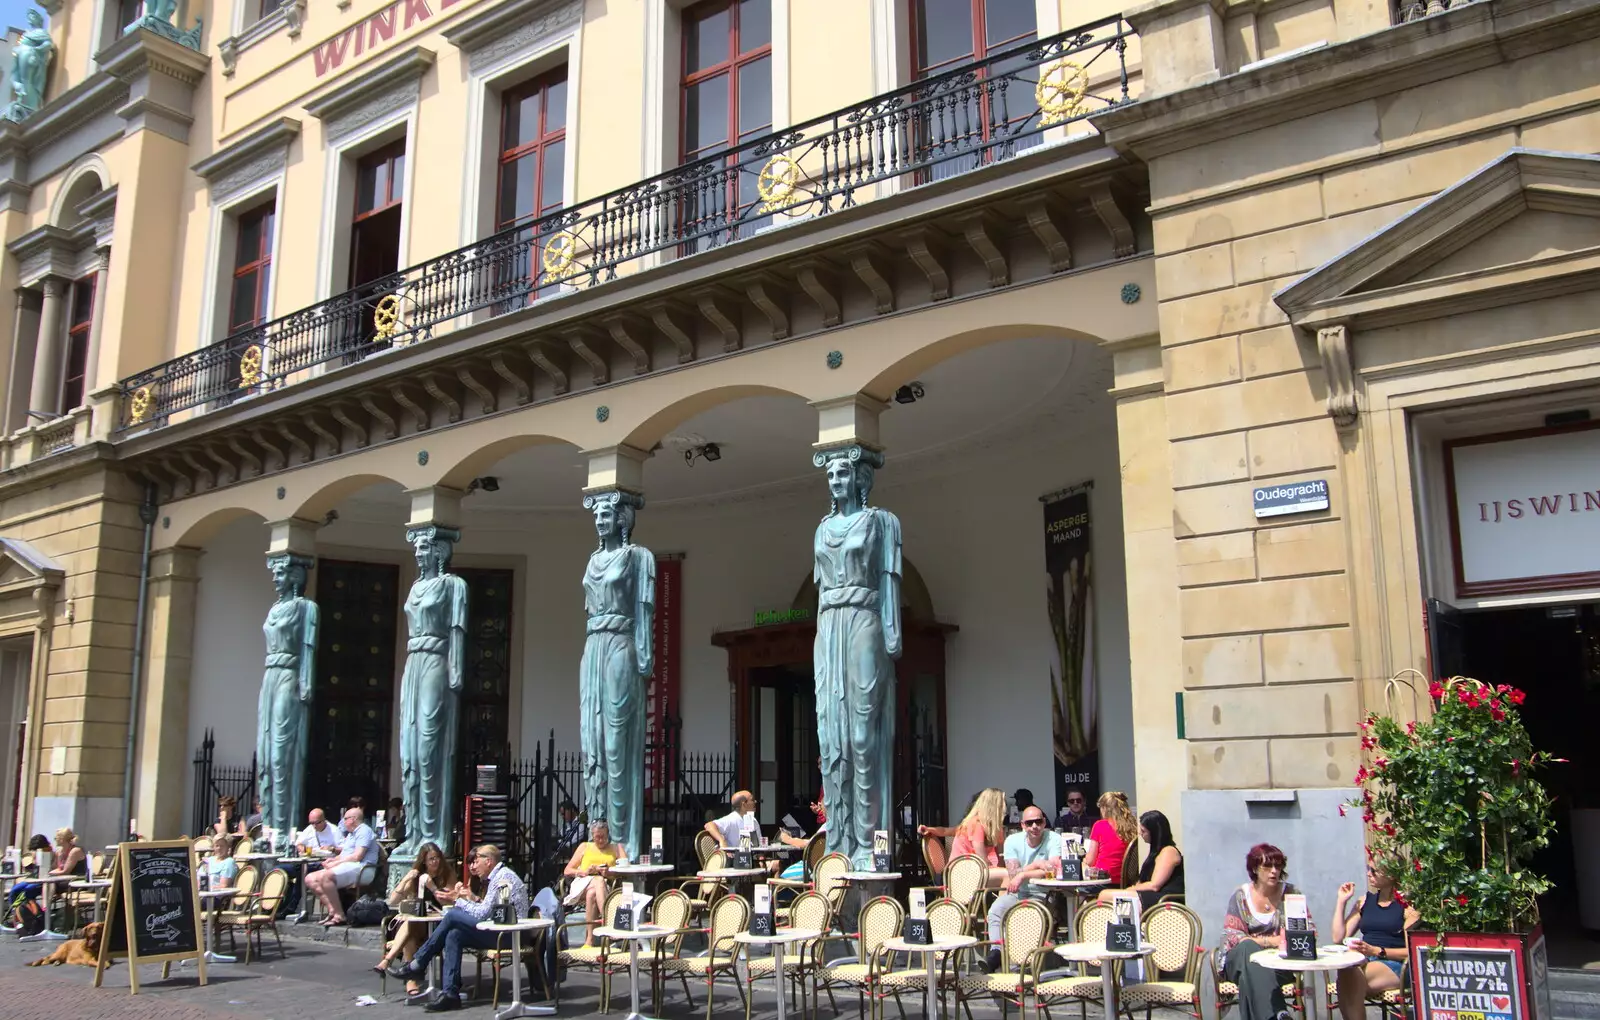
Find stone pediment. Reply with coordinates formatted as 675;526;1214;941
1275;149;1600;330
0;537;64;594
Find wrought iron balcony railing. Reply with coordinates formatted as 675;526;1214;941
117;15;1132;433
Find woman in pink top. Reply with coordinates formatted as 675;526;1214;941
1085;790;1137;884
919;787;1008;887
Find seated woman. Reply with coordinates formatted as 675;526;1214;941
916;787;1009;889
563;821;626;947
1220;843;1298;1020
1098;809;1184;909
212;795;248;838
376;841;459;995
1333;864;1417;1020
1084;791;1137;885
205;835;239;890
8;828;87;911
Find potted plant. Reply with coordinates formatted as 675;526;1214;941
1351;676;1562;1020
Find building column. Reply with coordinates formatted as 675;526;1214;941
83;248;111;398
134;546;201;840
26;276;64;418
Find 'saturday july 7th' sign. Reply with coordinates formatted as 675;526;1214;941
1252;479;1330;518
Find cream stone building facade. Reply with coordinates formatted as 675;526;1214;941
0;0;1597;935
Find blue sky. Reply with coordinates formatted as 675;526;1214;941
0;0;40;35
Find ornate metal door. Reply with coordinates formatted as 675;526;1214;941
457;567;514;766
307;560;400;816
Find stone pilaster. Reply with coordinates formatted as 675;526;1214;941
134;546;201;840
27;277;63;418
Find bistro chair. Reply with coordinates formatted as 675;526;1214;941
643;888;697;1013
1034;900;1114;1020
559;887;627;1013
956;897;1054;1020
234;836;255;857
877;896;972;1020
230;863;261;907
1118;902;1206;1020
656;892;750;1020
192;836;211;856
693;830;719;869
667;847;730;923
811;852;852;918
815;894;904;1020
743;889;834;1020
922;834;950;881
771;833;828;906
1118;841;1139;887
473;915;554;1011
1326;967;1409;1020
219;867;290;963
1210;945;1301;1020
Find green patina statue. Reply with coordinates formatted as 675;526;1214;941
4;10;54;123
579;491;655;861
812;445;903;870
256;554;317;840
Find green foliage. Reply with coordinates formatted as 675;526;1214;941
1350;677;1558;934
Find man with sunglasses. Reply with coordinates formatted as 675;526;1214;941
1056;789;1092;831
395;844;529;1012
982;806;1063;972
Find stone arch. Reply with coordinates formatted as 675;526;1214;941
434;433;578;490
860;322;1105;403
171;505;267;548
290;472;407;522
49;156;111;228
620;383;814;452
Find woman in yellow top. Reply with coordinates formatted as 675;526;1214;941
563;820;628;946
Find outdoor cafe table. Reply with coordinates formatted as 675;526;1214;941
883;933;979;1019
17;874;76;942
277;853;330;921
476;917;556;1020
1251;945;1367;1020
195;887;240;963
1033;877;1110;939
392;912;445;1004
696;866;767;900
594;924;672;1020
68;878;113;923
736;927;821;1020
608;863;675;885
1053;939;1157;1017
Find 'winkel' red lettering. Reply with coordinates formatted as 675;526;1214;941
313;31;352;76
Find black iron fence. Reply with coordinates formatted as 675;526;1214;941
190;729;257;838
116;16;1132;431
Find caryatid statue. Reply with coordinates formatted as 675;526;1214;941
256;554;317;841
4;10;54;122
395;525;468;856
578;491;655;860
812;445;903;870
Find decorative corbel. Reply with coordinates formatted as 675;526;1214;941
489;352;531;406
1022;197;1073;273
1316;325;1359;430
844;243;895;315
458;366;497;415
695;289;743;353
251;426;285;471
358;394;398;441
745;275;790;340
960;212;1009;288
218;37;239;78
1087;179;1136;259
181;448;216;491
302;411;341;455
794;260;841;327
423;372;463;423
283;0;308;39
525;340;570;395
204;443;235;486
227;434;262;477
647;302;697;364
330;402;370;449
900;227;950;301
602;316;652;376
565;329;610;385
277;420;314;463
390;384;430;433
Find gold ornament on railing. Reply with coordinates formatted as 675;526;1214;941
542;230;579;282
373;294;401;342
756;154;802;213
129;386;152;424
239;344;264;389
1037;60;1090;125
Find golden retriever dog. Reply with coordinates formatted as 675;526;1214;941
27;921;104;967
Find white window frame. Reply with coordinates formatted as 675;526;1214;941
315;108;418;304
200;178;287;351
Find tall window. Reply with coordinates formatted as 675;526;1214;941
680;0;771;246
497;69;567;232
910;0;1038;174
350;141;405;291
228;201;275;334
60;274;96;412
252;0;278;24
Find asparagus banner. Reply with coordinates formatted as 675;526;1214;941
1043;484;1097;814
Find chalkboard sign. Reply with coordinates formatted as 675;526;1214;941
95;840;206;994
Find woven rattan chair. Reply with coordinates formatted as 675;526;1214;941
234;836;255;857
666;848;730;922
1034;900;1115;1020
219;867;290;963
559;887;627;1013
1119;902;1206;1020
957;897;1054;1020
815;895;904;1020
1118;841;1139;887
1325;969;1409;1020
923;835;950;879
229;862;260;906
693;830;719;869
656;893;750;1020
771;833;828;904
643;888;696;1013
744;889;834;1020
878;897;972;1019
943;855;993;922
1210;945;1301;1020
192;837;211;856
812;852;851;918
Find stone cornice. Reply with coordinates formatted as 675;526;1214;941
76;184;118;249
7;72;129;164
442;0;582;72
191;116;301;189
98;28;213;88
304;46;436;128
7;224;80;287
1093;0;1600;159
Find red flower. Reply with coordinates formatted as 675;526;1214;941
1354;767;1370;785
1393;890;1408;906
1511;759;1522;776
1496;684;1510;694
1428;681;1444;700
1374;757;1389;770
1491;708;1506;722
1339;804;1348;817
1414;859;1423;873
1406;720;1418;735
1361;734;1377;750
1509;689;1526;706
1457;895;1469;906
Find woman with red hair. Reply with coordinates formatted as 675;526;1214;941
1220;843;1299;1020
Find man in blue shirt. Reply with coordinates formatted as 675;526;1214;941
397;843;530;1012
984;805;1062;972
302;806;380;925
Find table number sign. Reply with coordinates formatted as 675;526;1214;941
615;881;636;931
751;883;775;937
872;830;891;873
904;887;932;945
1106;891;1139;952
1283;893;1315;960
491;883;516;925
650;828;664;865
1059;837;1083;881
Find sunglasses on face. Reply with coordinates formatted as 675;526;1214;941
1022;818;1047;827
1067;799;1085;806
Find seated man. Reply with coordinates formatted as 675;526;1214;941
704;790;783;874
297;808;343;853
983;805;1062;972
302;806;379;926
396;844;530;1013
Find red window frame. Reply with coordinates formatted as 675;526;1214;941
228;200;275;334
60;273;96;413
496;68;569;231
908;0;1038;151
678;0;772;243
353;141;406;224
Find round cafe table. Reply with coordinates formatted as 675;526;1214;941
883;933;978;1019
594;924;672;1020
278;854;329;921
697;866;768;900
476;917;556;1019
1033;877;1109;939
609;862;675;885
1251;945;1366;1020
392;912;445;1004
1054;939;1157;1018
736;927;821;1020
17;874;77;942
68;878;114;923
195;887;239;963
